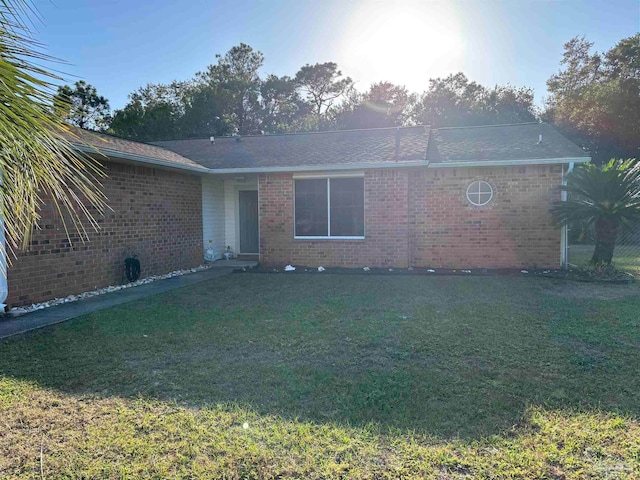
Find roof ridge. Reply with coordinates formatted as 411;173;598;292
434;122;541;131
72;127;210;163
153;125;430;143
71;127;191;154
66;126;207;171
72;126;146;144
69;128;198;160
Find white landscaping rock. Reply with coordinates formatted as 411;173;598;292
317;266;325;272
284;265;296;272
7;264;214;317
427;269;436;273
521;270;529;274
363;267;370;272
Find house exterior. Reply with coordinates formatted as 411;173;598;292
5;122;589;306
5;130;208;307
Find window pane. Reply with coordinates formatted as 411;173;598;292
479;183;492;194
295;179;328;236
478;192;492;204
330;177;364;236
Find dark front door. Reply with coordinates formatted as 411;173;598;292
239;190;259;253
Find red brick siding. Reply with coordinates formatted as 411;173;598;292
409;165;563;268
7;161;203;306
259;165;563;270
259;170;410;268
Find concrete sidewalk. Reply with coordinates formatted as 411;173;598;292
0;266;236;340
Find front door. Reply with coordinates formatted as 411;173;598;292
239;190;259;253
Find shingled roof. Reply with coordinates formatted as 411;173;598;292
427;122;589;165
64;127;208;173
152;126;429;171
67;122;588;174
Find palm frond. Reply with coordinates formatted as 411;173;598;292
0;0;107;261
551;159;640;227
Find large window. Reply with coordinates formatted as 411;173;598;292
295;177;364;238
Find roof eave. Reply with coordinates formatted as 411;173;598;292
74;144;210;174
207;160;430;174
428;156;591;168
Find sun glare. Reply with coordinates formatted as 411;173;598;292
341;1;464;91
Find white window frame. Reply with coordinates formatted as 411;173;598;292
466;180;493;206
293;174;365;240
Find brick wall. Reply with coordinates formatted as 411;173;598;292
259;165;563;270
259;169;410;268
7;161;203;306
409;165;563;269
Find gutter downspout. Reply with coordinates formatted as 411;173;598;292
560;161;575;269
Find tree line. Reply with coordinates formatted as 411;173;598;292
57;35;639;164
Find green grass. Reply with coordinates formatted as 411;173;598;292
569;244;640;276
1;274;640;478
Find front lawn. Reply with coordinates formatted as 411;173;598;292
1;274;639;478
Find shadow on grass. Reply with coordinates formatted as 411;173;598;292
1;274;639;440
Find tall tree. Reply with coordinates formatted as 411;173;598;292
294;62;354;117
111;44;267;140
407;73;535;127
200;43;264;134
0;0;106;257
110;80;232;141
335;81;411;130
110;82;186;141
479;85;536;125
544;35;640;163
55;80;111;130
260;74;306;133
180;81;230;138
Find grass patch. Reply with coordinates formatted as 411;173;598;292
1;274;639;478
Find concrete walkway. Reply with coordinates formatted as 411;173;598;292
0;265;241;340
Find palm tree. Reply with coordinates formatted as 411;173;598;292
0;1;106;260
551;159;640;265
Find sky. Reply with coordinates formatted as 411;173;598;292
33;0;639;111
